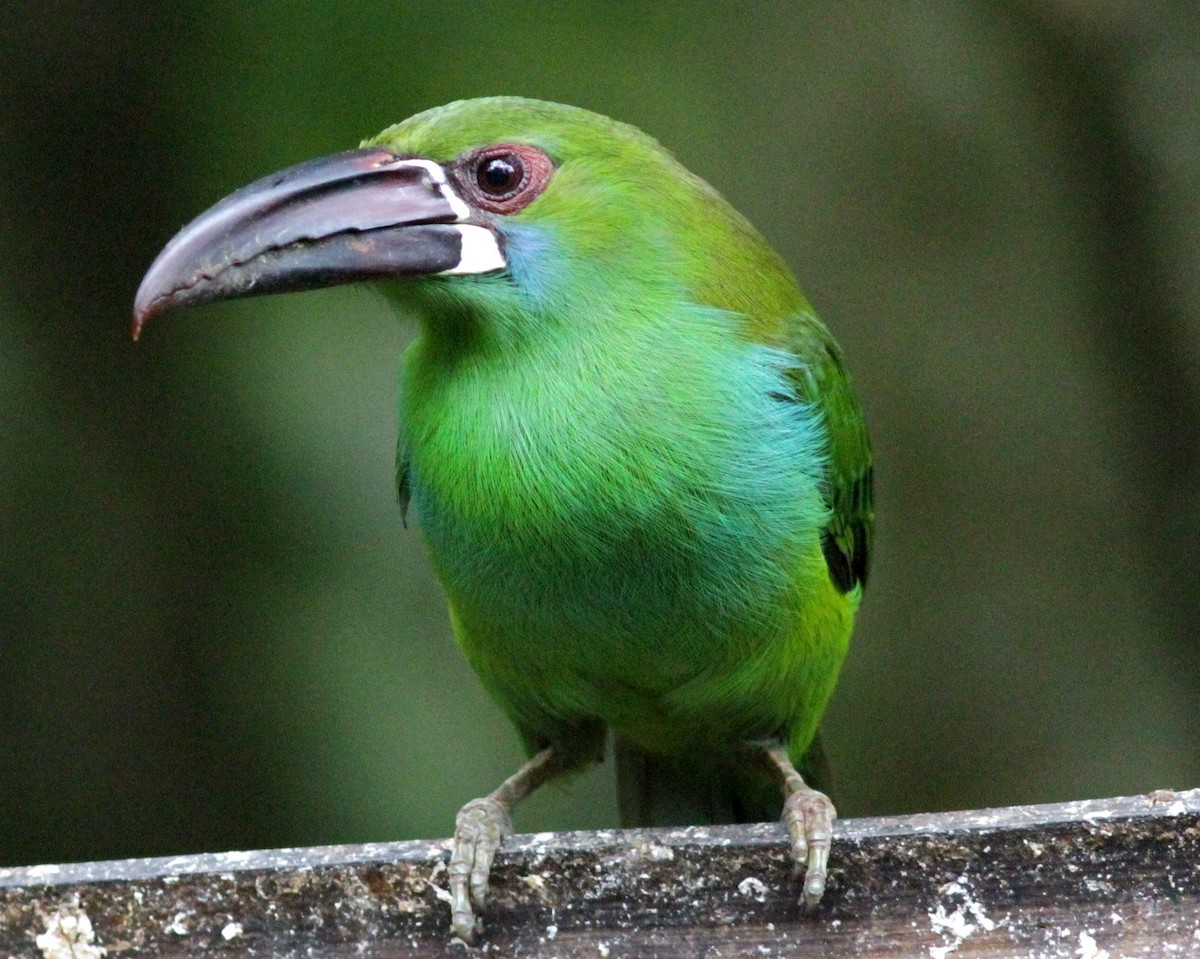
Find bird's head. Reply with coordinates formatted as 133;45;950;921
134;97;802;342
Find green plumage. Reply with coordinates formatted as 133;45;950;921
134;96;873;939
375;98;872;815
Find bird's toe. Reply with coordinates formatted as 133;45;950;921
782;786;836;907
448;795;513;942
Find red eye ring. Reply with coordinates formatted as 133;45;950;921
459;143;554;215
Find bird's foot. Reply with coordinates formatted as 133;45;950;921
782;785;836;907
442;746;565;943
448;796;513;943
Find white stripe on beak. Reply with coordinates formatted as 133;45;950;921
441;225;506;275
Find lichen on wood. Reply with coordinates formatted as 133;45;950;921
2;789;1197;957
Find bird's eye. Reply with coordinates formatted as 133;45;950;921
460;143;554;215
477;155;524;197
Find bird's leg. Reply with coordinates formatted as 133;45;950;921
760;740;836;907
448;745;566;943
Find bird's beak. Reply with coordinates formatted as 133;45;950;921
132;147;504;338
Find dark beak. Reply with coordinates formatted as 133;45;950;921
132;147;503;338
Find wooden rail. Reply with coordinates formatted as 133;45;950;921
2;788;1197;957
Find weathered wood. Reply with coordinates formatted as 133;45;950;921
2;789;1197;957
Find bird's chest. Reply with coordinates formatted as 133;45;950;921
406;382;733;644
399;340;827;682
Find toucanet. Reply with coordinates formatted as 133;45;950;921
135;97;874;943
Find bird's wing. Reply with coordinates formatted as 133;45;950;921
786;313;873;594
397;442;413;527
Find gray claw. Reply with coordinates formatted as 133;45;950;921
782;787;836;907
448;796;513;943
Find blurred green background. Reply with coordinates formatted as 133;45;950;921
2;1;1198;869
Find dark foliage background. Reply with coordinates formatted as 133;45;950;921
2;0;1197;868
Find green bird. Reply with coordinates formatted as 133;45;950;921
134;97;873;942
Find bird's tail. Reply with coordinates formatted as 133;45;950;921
614;734;832;827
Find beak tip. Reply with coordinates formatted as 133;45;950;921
131;283;165;340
